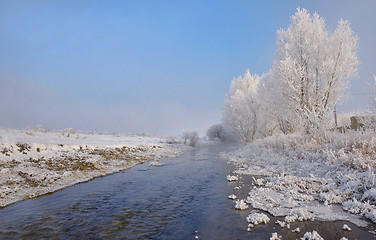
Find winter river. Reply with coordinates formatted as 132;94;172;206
0;143;374;239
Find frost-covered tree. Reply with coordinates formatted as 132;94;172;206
257;72;280;136
222;70;262;143
181;130;199;147
221;8;358;139
206;124;224;141
269;8;359;133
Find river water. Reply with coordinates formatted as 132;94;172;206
0;143;374;239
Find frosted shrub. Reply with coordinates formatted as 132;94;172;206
206;124;225;141
180;130;199;147
62;128;75;137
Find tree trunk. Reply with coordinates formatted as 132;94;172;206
334;91;338;128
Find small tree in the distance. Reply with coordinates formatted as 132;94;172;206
181;130;199;147
222;70;262;143
206;124;224;141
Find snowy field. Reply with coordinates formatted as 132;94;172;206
0;128;185;207
224;130;376;233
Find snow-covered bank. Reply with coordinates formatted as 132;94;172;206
0;128;186;207
225;131;376;228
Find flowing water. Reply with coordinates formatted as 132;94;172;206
0;143;374;239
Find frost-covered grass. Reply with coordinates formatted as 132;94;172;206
0;128;185;207
225;130;376;227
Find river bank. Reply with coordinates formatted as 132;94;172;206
224;131;376;237
0;143;247;239
0;142;375;239
0;128;185;208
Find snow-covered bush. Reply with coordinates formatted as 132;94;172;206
62;128;75;137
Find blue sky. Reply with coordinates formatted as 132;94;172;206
1;0;375;135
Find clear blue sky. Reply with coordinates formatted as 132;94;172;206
1;0;375;135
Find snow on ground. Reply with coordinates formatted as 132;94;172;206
224;130;376;227
246;212;270;231
270;232;281;240
235;199;249;210
343;224;352;231
301;230;324;240
292;227;301;233
0;128;186;207
227;175;238;181
228;194;237;200
246;212;270;225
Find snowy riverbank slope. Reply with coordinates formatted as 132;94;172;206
225;131;376;227
0;128;185;207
